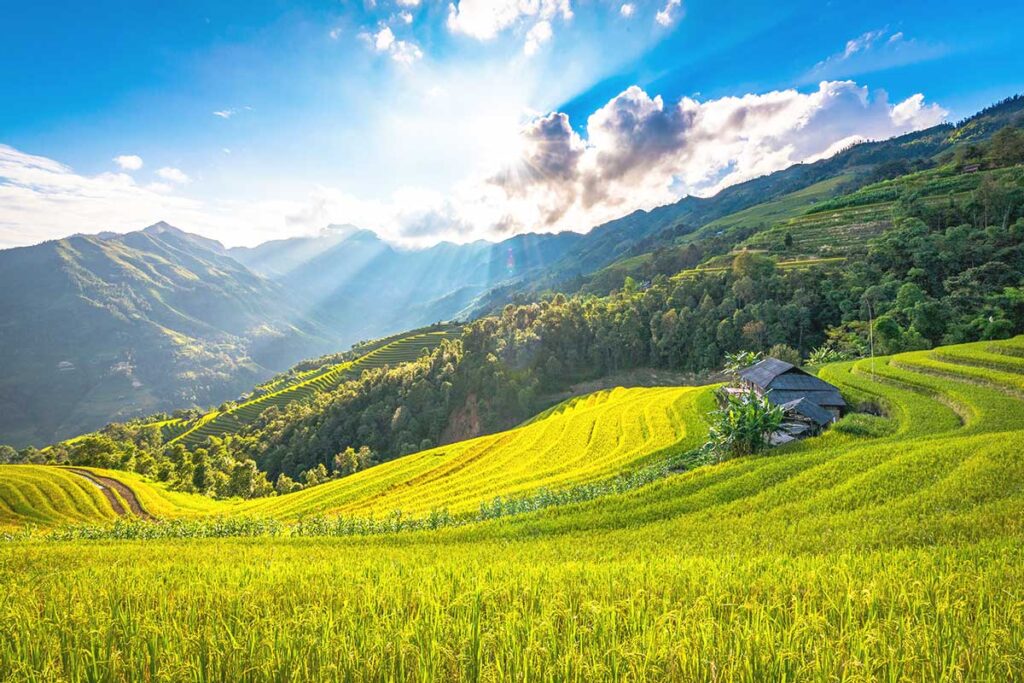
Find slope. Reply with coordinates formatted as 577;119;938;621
2;335;1021;530
230;225;582;346
515;93;1024;298
2;336;1023;680
0;222;332;448
170;325;463;448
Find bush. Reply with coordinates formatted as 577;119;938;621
706;390;785;462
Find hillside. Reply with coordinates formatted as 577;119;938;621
1;336;1022;678
494;94;1024;302
3;97;1019;453
3;335;1021;528
168;325;463;448
1;383;706;528
0;222;333;448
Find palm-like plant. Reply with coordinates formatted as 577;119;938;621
723;350;762;377
707;390;785;461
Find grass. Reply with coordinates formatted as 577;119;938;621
690;173;853;240
1;336;1023;680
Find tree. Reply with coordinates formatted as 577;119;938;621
808;345;848;365
302;463;330;487
225;459;271;499
333;447;360;477
767;343;801;367
723;350;761;377
987;126;1024;168
873;315;904;355
69;435;122;469
742;320;767;350
275;473;302;496
0;445;18;464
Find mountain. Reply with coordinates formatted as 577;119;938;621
5;96;1019;449
0;222;332;447
230;225;583;344
471;94;1024;307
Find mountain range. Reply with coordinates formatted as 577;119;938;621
1;94;1021;448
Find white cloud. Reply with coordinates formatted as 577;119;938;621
374;26;396;51
213;109;235;119
0;82;948;250
329;27;343;40
842;29;886;59
655;0;682;26
447;0;572;40
479;80;946;237
808;29;945;81
0;144;350;248
113;155;143;171
399;11;413;24
390;39;424;64
619;3;635;18
369;26;423;63
156;167;191;184
397;0;420;5
524;21;553;56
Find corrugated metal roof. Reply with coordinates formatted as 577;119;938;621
768;389;847;407
738;358;794;387
777;397;834;426
768;373;837;392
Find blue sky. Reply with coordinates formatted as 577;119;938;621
1;0;1021;248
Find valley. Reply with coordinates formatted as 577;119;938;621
0;84;1021;681
1;336;1023;679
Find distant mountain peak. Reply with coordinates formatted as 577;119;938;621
143;220;179;234
322;223;362;236
140;221;228;255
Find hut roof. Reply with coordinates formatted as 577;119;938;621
739;357;847;408
775;397;835;427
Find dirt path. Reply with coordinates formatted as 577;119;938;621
66;468;155;521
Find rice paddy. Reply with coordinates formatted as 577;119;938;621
1;336;1023;681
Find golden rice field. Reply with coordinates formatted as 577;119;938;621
1;337;1023;681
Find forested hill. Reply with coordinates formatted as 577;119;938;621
0;223;333;447
473;95;1024;308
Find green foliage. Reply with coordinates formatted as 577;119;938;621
766;343;802;366
832;412;896;438
706;390;785;461
808;345;850;365
723;350;762;376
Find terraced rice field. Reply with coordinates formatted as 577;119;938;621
1;336;1023;680
672;256;847;280
172;327;461;448
743;189;982;255
237;386;710;520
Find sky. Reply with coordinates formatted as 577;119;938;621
1;0;1022;249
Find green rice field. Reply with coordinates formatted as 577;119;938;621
1;337;1023;681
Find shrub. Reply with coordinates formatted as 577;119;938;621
706;390;785;461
